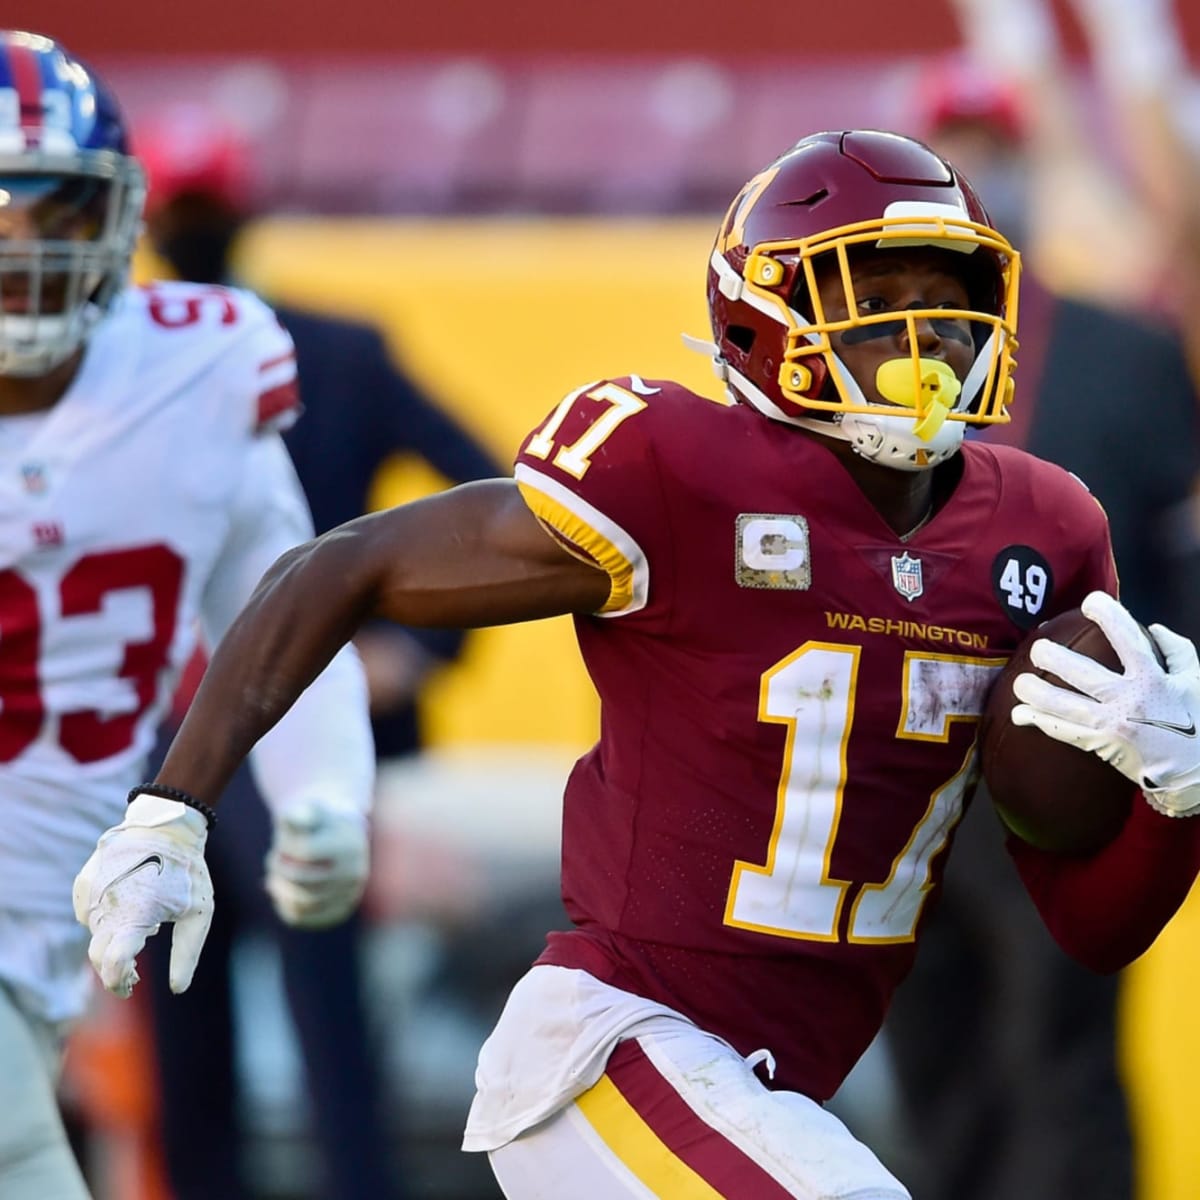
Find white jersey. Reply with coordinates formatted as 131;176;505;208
0;282;373;1000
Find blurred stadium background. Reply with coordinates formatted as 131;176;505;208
10;0;1200;1197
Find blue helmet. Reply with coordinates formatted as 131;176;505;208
0;31;146;375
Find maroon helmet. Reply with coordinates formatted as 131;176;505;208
705;130;1020;469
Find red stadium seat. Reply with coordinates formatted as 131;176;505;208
512;57;745;212
289;58;526;212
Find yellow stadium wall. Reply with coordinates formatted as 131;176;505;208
139;216;1199;1197
230;216;719;752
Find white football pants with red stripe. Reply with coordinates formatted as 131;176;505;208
465;965;909;1200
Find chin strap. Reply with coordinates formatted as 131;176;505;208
837;410;966;471
818;351;966;469
681;333;973;471
711;355;966;473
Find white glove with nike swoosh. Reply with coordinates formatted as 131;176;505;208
1011;590;1200;817
72;793;213;997
265;802;369;929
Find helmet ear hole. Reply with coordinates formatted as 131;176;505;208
726;325;756;354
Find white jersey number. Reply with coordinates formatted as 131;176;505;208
525;382;647;479
725;643;1004;944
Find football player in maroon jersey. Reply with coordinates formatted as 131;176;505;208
78;130;1200;1199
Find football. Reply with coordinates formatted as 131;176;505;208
979;606;1153;857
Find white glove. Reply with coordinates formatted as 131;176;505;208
265;802;369;929
72;794;213;997
1011;590;1200;817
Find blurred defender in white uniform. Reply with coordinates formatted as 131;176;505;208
0;31;375;1198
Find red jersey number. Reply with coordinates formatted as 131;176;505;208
0;545;185;764
146;286;239;329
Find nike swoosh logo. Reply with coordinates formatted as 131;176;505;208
1130;716;1197;737
629;374;660;396
103;853;165;895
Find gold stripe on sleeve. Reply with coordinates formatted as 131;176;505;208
517;479;632;614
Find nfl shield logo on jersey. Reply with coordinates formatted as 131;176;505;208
21;463;48;494
891;552;924;602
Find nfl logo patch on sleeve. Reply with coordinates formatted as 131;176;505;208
735;514;811;590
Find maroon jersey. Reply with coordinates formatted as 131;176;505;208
514;376;1117;1101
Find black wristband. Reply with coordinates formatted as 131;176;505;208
128;783;218;830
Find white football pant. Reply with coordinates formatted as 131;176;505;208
488;1021;910;1200
0;982;90;1200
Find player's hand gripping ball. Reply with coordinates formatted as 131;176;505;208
979;604;1159;855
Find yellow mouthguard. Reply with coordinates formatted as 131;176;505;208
875;358;963;442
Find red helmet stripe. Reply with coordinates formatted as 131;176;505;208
8;41;44;147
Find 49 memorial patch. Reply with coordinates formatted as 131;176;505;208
992;543;1054;629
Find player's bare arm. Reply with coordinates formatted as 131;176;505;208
159;478;611;805
68;118;1200;1200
